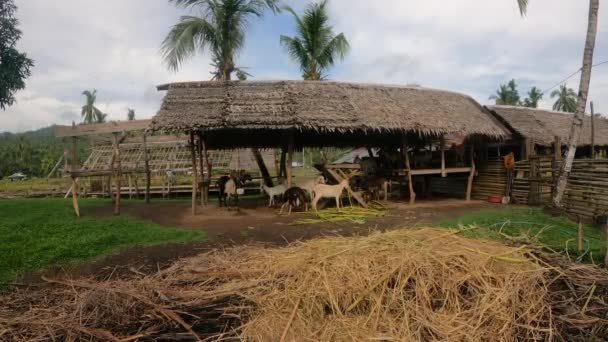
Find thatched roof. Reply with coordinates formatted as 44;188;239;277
488;105;608;146
151;81;508;143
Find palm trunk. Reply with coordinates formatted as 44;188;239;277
553;0;599;207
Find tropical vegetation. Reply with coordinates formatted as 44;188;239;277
490;80;544;108
280;0;349;80
0;126;88;179
81;90;107;124
0;0;34;110
127;108;136;121
523;86;543;108
551;84;577;113
161;0;280;80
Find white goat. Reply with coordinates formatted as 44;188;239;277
311;179;349;211
223;178;238;208
297;175;325;199
262;183;287;207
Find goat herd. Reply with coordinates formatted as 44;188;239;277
217;172;390;214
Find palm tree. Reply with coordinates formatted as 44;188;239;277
550;84;577;113
489;79;520;106
95;112;108;123
127;108;135;121
523;86;543;108
81;90;103;124
280;0;349;80
161;0;280;80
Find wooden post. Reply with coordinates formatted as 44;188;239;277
279;148;287;179
577;220;584;252
197;135;205;205
143;133;151;204
189;131;198;215
440;135;446;178
591;101;596;159
252;148;274;187
201;134;212;205
466;145;476;201
71;136;80;217
402;138;416;205
134;176;140;198
286;133;294;188
113;133;122;215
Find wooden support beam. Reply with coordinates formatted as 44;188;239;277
252;148;273;187
143;133;151;204
440;135;446;178
552;135;562;198
113;133;122;215
466;145;476;201
402;138;416;205
279;148;287;180
55;119;151;137
197;135;205;206
286;133;294;188
189;131;198;215
201;133;212;205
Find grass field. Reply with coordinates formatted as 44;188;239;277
438;207;606;264
0;198;205;285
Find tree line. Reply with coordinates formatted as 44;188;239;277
489;79;580;113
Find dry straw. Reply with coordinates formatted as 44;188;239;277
1;227;607;341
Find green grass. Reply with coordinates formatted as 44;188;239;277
437;208;606;264
0;198;205;285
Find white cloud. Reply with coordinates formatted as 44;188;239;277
2;0;607;132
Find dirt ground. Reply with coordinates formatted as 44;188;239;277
19;198;501;284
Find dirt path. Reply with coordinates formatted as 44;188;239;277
19;199;500;284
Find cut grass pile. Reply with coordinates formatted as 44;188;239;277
2;227;607;340
438;207;606;263
0;198;204;285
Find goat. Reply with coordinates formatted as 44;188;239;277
366;177;390;201
312;179;350;211
296;175;325;199
262;183;287;207
218;173;251;209
279;186;308;215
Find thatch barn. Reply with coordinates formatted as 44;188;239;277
487;105;608;158
152;81;508;147
150;80;511;211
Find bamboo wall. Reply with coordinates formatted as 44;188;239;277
561;160;608;219
472;159;507;200
511;157;554;205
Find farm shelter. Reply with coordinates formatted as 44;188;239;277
487;105;608;159
150;80;511;213
55;121;275;216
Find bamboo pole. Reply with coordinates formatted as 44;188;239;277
143;132;151;204
201;133;211;205
113;133;122;215
189;131;198;215
466;146;476;201
71;136;80;217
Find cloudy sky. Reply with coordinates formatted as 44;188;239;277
2;0;607;132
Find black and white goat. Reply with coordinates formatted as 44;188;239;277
217;172;251;209
279;186;309;215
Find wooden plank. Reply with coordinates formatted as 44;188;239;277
395;167;472;176
326;163;362;170
71;136;80;217
55;119;152;137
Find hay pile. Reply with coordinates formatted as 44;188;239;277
1;227;608;341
